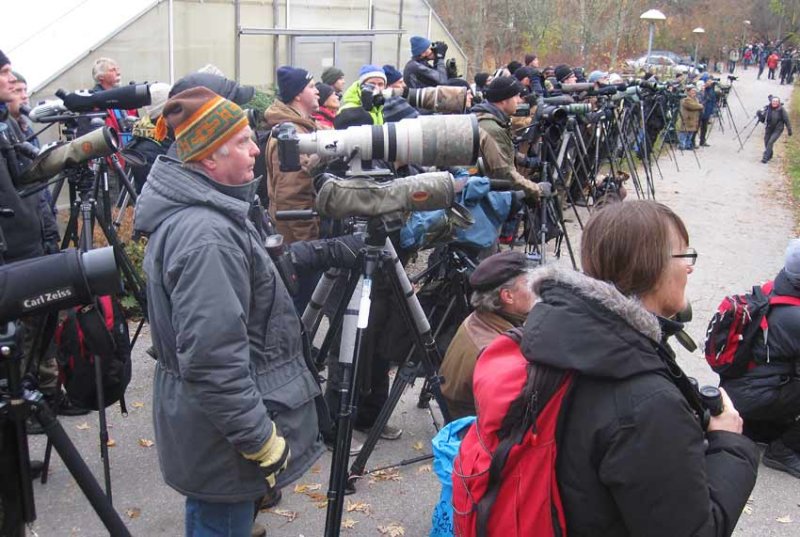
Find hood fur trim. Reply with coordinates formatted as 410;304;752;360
530;265;662;342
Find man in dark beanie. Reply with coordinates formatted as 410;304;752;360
382;64;420;123
471;76;542;200
403;35;449;88
554;64;577;85
439;250;536;418
262;65;321;244
134;86;323;535
321;66;345;94
721;238;800;479
311;82;338;129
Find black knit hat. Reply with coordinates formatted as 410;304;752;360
554;64;575;82
506;61;522;75
316;82;334;107
474;72;490;88
514;67;536;82
277;65;313;103
0;50;9;69
170;72;255;105
321;66;344;86
485;76;523;103
469;250;529;291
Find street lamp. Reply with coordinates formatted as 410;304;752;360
641;9;667;65
742;20;751;47
693;27;706;72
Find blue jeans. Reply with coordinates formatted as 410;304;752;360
678;132;694;150
185;497;255;537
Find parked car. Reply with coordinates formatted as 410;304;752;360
625;54;701;75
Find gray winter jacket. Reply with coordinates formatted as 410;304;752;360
134;156;323;502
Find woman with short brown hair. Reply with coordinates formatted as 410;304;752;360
458;200;758;536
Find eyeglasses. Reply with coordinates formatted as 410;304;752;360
671;247;698;266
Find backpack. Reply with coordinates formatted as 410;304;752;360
452;328;573;537
704;281;800;378
55;295;132;412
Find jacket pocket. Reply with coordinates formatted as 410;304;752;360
257;367;321;417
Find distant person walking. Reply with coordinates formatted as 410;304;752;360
768;51;780;80
760;96;792;164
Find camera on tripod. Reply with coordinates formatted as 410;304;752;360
275;114;479;175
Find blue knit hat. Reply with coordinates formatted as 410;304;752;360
410;36;432;58
358;65;387;85
277;65;313;103
383;65;403;85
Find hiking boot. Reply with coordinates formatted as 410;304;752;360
355;423;403;440
325;437;363;457
259;488;282;510
763;439;800;478
251;522;267;537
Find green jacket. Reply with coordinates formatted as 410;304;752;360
338;81;384;125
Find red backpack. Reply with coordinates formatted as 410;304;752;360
704;281;800;378
452;329;573;537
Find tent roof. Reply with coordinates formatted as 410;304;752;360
4;0;157;91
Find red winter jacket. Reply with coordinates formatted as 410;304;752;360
768;53;780;69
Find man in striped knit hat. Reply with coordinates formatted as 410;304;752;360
135;86;323;536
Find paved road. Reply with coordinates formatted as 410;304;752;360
25;66;800;536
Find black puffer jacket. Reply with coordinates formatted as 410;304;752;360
722;269;800;416
521;267;758;537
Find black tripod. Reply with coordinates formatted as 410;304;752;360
308;218;451;537
0;322;131;536
35;160;142;503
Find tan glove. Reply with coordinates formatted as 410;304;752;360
243;426;291;488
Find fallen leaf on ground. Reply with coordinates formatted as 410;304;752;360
743;505;753;515
341;518;358;529
417;464;433;474
346;500;371;514
294;483;322;494
311;464;322;474
268;508;298;522
776;515;792;524
131;401;145;409
138;438;155;448
306;492;327;502
125;507;141;519
76;422;90;431
369;468;402;483
412;441;425;452
106;439;116;447
378;523;405;536
314;500;328;509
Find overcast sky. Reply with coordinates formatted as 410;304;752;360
4;0;154;90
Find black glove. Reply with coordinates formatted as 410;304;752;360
433;41;448;60
538;182;553;198
288;233;365;274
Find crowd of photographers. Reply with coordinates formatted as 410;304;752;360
1;31;798;536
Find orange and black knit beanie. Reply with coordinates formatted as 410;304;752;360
158;86;247;162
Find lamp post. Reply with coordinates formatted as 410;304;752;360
742;20;751;48
693;27;705;73
641;9;667;65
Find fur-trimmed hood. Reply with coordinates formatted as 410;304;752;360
521;265;667;380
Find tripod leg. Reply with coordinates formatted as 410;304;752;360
324;258;373;537
301;269;341;335
34;402;132;536
94;352;113;502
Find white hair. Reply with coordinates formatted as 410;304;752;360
92;58;118;83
